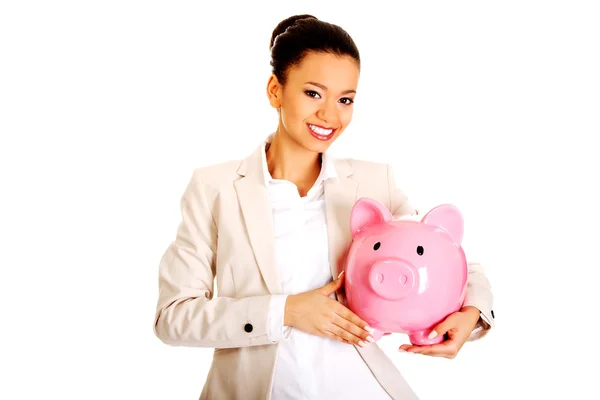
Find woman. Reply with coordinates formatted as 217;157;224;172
153;14;494;400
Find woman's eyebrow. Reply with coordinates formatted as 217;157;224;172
305;81;356;95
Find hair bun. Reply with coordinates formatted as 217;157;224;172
269;14;318;50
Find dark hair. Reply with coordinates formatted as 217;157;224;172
269;14;360;84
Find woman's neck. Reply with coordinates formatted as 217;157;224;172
266;129;321;195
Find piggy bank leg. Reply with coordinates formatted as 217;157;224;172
408;329;445;346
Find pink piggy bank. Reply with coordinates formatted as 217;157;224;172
344;197;468;346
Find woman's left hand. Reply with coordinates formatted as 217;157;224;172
398;306;481;358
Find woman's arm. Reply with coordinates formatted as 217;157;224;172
153;169;275;349
462;260;495;340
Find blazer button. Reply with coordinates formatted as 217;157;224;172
244;323;253;333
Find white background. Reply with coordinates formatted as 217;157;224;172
1;1;599;399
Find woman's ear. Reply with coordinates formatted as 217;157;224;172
266;74;282;109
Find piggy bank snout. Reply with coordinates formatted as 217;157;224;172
368;260;418;301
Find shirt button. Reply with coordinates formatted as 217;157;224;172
244;323;253;333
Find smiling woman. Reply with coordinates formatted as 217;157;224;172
264;15;362;196
267;52;358;145
153;13;494;400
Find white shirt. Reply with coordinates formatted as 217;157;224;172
261;136;392;400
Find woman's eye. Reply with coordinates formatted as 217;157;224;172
340;97;354;105
305;90;321;99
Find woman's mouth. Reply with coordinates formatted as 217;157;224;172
307;123;336;141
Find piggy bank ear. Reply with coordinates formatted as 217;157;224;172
350;198;392;238
421;204;464;244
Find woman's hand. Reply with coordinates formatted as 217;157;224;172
399;306;482;358
284;271;375;347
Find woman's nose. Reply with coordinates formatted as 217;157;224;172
317;101;338;125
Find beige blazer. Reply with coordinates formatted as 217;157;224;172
153;142;495;400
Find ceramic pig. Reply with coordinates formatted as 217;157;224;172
344;197;468;345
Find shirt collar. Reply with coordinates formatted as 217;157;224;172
260;133;338;187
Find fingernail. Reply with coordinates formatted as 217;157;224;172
428;330;438;339
366;336;375;343
337;270;345;279
398;348;405;352
364;326;374;334
358;340;366;347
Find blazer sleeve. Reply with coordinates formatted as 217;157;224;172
153;169;278;348
386;164;495;340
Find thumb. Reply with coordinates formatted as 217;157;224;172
318;270;345;295
428;314;455;339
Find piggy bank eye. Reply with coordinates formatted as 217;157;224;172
373;242;381;251
417;246;424;256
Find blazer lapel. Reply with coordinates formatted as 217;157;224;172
233;148;358;297
325;162;419;399
324;159;358;303
234;145;282;295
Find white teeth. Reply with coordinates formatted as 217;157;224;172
308;124;333;136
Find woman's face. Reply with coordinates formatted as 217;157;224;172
267;51;360;153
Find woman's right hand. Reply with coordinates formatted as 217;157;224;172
283;271;375;347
